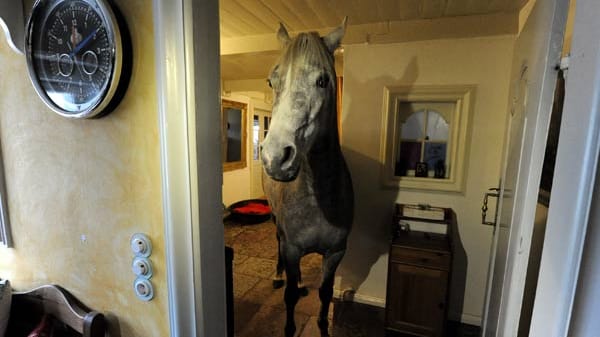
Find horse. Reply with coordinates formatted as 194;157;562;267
272;222;308;298
261;18;354;337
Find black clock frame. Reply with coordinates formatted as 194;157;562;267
25;0;131;119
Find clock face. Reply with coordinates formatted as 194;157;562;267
25;0;128;118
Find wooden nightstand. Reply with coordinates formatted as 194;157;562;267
385;205;455;337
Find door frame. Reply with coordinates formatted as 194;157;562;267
154;0;226;336
150;0;600;335
530;0;600;335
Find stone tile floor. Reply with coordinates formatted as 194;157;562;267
225;218;480;337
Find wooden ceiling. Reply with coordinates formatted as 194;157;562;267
220;0;530;80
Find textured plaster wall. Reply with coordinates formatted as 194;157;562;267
0;1;169;336
338;36;515;324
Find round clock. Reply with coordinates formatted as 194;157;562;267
25;0;131;118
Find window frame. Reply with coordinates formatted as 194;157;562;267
380;85;475;192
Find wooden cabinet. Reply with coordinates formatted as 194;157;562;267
385;206;455;337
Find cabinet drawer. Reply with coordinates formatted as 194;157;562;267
390;246;450;270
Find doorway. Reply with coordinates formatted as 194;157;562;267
214;0;576;336
250;106;271;198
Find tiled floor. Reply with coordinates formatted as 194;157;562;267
225;218;480;337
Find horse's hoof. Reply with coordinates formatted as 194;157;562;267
299;286;309;297
273;279;285;289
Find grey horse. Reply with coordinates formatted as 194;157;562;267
261;18;354;337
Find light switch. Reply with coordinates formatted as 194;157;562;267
130;233;152;257
134;278;154;301
132;257;153;279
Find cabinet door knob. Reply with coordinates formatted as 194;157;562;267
438;302;445;310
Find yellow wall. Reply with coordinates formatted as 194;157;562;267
0;1;169;336
563;0;577;56
339;36;515;324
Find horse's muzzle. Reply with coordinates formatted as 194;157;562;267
261;142;300;182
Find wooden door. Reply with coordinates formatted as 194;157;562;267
386;263;448;337
481;0;569;336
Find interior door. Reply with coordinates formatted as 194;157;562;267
250;107;271;198
481;0;569;336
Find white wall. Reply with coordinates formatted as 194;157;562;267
339;36;515;324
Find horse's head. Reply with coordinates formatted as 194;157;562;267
261;18;347;182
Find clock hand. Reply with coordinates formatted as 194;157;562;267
71;27;100;56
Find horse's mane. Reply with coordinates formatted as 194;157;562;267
274;32;336;82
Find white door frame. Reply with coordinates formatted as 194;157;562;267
150;0;600;335
530;0;600;335
154;0;226;336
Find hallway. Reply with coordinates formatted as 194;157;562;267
225;218;479;337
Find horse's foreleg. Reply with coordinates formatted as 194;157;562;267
273;231;308;296
298;270;308;297
283;248;301;337
273;232;285;289
318;250;345;337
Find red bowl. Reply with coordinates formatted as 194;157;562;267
227;199;272;224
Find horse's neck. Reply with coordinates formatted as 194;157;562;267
305;103;346;183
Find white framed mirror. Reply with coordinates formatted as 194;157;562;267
381;85;475;192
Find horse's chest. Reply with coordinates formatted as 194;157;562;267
280;221;347;254
263;165;352;253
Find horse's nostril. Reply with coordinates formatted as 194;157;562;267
281;146;295;167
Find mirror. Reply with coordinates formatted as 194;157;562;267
222;99;247;171
381;85;474;192
394;102;452;178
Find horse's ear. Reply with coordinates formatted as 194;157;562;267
277;23;291;47
323;16;347;53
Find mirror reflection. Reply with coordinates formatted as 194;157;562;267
395;102;454;179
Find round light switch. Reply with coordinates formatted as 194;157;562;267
130;233;152;257
134;278;154;301
132;257;153;279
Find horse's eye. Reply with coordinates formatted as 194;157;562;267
316;76;329;88
267;79;273;88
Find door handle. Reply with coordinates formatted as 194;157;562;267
482;188;500;226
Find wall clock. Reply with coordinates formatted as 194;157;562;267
25;0;131;118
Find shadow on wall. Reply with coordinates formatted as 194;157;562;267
336;147;397;293
338;140;469;321
449;217;468;321
336;54;468;320
336;57;421;296
105;312;122;337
